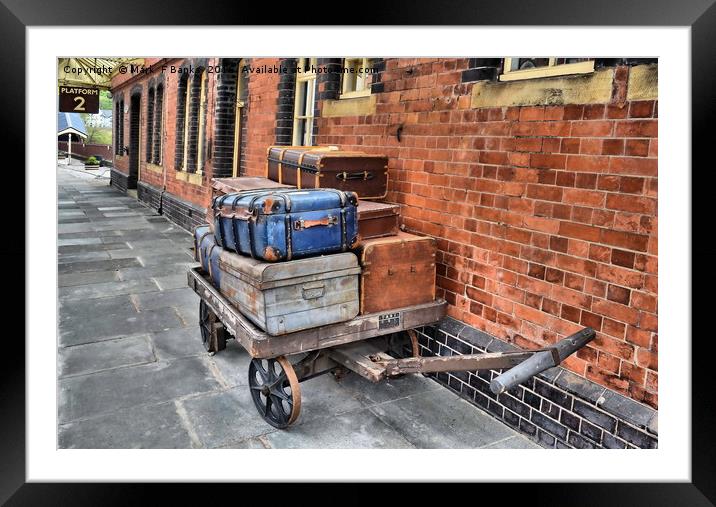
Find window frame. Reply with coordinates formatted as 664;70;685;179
500;58;595;82
292;57;317;146
182;77;190;171
152;84;163;165
340;57;372;99
196;70;208;174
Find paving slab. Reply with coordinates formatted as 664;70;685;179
481;435;541;449
58;270;121;288
150;326;207;361
59;334;156;377
132;287;199;311
152;273;190;291
58;251;112;263
179;388;275;448
58;242;129;254
117;263;196;281
59;278;160;300
206;340;252;387
59;294;136;324
59;356;222;423
58;237;103;247
172;304;200;327
216;437;270;449
135;252;195;266
292;373;365;423
367;388;519;449
335;369;443;406
58;401;194;449
59;306;185;346
263;409;415;449
58;258;142;274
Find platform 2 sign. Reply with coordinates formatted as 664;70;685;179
59;86;100;114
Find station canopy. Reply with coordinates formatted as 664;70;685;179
58;58;144;90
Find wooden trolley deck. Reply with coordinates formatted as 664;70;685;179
187;267;447;359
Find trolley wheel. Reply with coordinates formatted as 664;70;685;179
199;300;227;353
248;356;301;429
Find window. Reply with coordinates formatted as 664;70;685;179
115;101;121;155
174;74;189;170
145;87;154;162
196;70;208;173
183;76;191;170
232;59;248;177
341;57;371;98
152;84;163;164
115;99;125;155
500;58;594;81
292;57;317;146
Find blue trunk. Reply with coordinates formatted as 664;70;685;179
211;189;359;262
193;225;222;288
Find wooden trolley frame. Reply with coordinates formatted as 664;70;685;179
188;267;595;429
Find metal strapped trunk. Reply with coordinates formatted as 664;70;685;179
193;225;222;288
217;250;361;336
355;201;400;242
266;146;389;200
212;188;359;262
356;232;437;315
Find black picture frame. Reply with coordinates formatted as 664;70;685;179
4;0;710;503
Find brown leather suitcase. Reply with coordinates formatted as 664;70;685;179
266;146;389;200
356;201;400;242
356;232;437;315
211;176;294;198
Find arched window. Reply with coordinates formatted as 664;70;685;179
186;68;207;173
152;84;163;164
174;74;189;170
115;101;121;155
196;69;208;172
146;87;154;162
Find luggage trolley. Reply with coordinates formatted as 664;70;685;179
188;267;595;429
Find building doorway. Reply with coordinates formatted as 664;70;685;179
128;93;141;190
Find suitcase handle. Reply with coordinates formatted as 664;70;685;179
302;283;325;300
293;215;338;230
337;171;374;181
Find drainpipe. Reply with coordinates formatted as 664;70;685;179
67;133;72;164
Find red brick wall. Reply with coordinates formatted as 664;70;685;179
314;58;658;408
242;58;282;178
113;58;224;207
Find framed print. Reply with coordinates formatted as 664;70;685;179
3;0;711;503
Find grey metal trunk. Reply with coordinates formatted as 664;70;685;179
217;251;360;336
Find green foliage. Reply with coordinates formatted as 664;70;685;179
85;156;99;165
99;90;112;110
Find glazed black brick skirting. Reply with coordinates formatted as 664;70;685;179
406;317;658;449
160;191;207;233
137;181;162;213
110;168;128;193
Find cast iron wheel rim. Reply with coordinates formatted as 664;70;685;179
199;300;226;352
248;356;301;429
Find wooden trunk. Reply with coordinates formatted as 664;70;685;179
211;177;294;198
266;146;388;200
356;232;437;315
356;201;400;241
217;250;360;336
